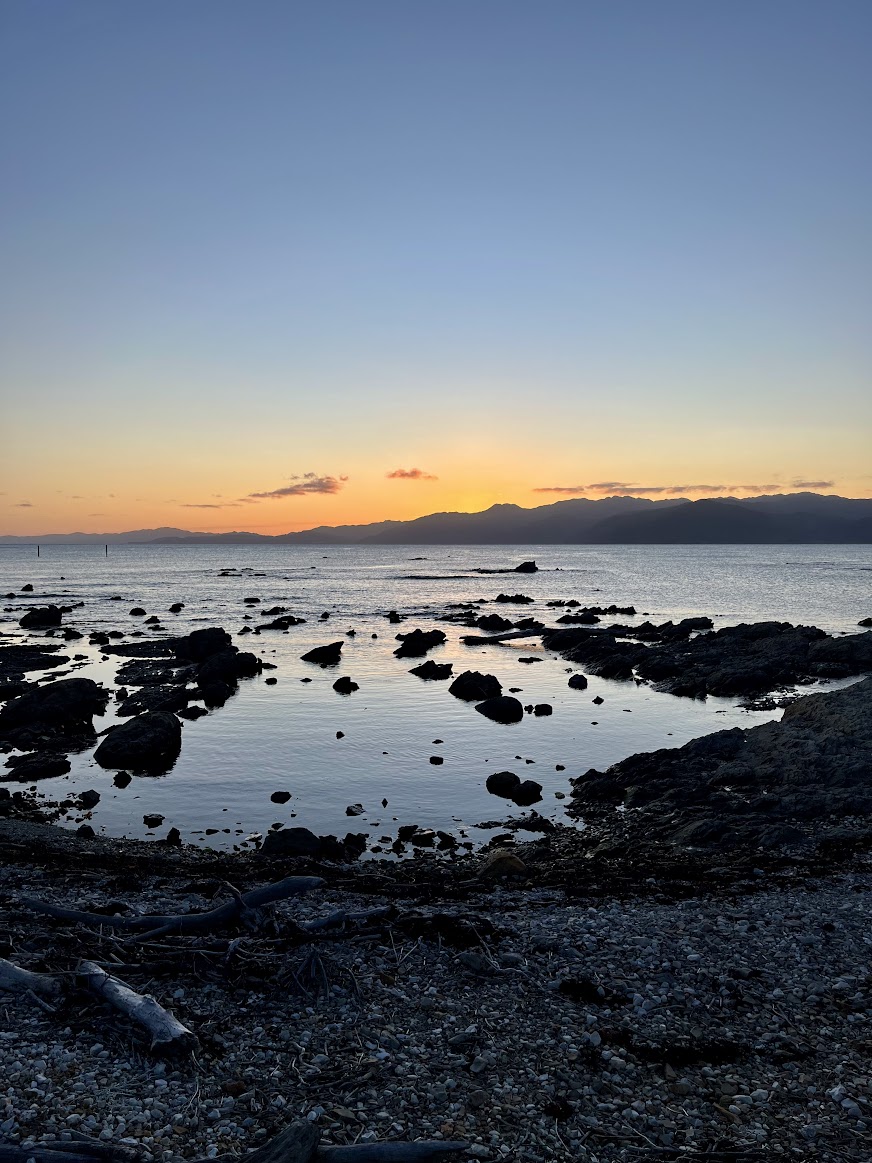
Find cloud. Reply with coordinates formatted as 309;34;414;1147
532;485;588;494
88;512;104;517
791;479;835;490
181;502;242;509
247;474;346;499
14;501;33;507
386;468;439;481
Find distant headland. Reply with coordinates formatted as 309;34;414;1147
3;493;872;545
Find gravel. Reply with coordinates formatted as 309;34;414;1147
1;854;871;1161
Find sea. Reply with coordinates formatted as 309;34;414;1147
1;543;871;852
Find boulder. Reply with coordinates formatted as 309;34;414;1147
475;696;524;724
260;826;322;857
449;670;502;701
409;660;453;680
393;628;447;658
19;605;64;629
174;627;233;662
333;676;359;694
129;608;146;616
476;614;514;633
197;649;261;687
568;673;588;690
301;641;344;666
94;711;182;771
512;779;543;805
495;593;533;604
534;703;553;716
486;770;521;798
514;561;538;573
257;615;306;630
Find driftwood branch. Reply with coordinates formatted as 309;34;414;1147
0;956;62;998
18;876;325;940
78;960;198;1053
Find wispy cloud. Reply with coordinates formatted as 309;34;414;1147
181;502;242;509
533;481;836;497
247;473;346;500
14;501;33;507
386;468;438;481
88;512;104;517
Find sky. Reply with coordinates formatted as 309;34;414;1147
1;0;870;534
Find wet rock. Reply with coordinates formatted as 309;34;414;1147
129;608;146;617
19;605;63;629
169;602;184;613
332;676;359;694
113;771;132;788
859;617;872;628
429;755;444;765
78;789;100;809
592;695;604;704
346;803;365;816
264;676;277;685
165;827;182;846
495;593;533;604
393;628;447;658
77;824;95;839
143;813;164;828
409;659;453;680
476;614;514;633
301;641;344;666
2;751;71;781
21;583;34;592
260;826;322;857
270;790;292;804
486;771;521;798
512;779;543;805
514;561;538;573
118;685;189;717
61;628;83;641
0;682;26;703
387;610;402;624
481;848;527;876
197;648;261;687
200;680;233;708
568;673;588;689
534;703;553;716
94;710;182;771
174;627;233;662
178;705;208;720
410;828;436;847
257;615;306;630
449;670;502;701
475;695;524;724
0;677;108;734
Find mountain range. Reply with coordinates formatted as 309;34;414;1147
3;493;872;545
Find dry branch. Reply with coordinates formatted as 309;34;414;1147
18;876;325;939
78;960;198;1053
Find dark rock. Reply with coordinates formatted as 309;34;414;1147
514;561;538;573
143;813;165;828
178;705;208;720
260;826;322;857
118;685;189;717
257;615;306;630
2;751;71;781
512;779;542;805
449;670;502;701
19;605;63;629
197;649;261;688
0;677;108;733
429;755;444;765
113;771;132;787
0;682;26;703
397;824;419;841
534;703;552;716
270;791;292;804
61;628;83;641
486;771;521;798
346;803;364;816
21;584;34;592
165;827;182;847
90;633;110;646
169;603;184;613
301;641;344;666
475;696;524;724
200;680;233;708
175;627;233;662
387;611;402;623
495;593;533;604
265;676;277;685
410;829;436;847
77;824;95;839
556;611;599;625
517;657;542;664
592;695;604;704
129;608;146;616
78;789;100;809
409;659;453;680
333;676;359;694
94;711;182;771
393;628;447;658
244;597;261;604
568;673;588;690
859;617;872;628
476;613;514;633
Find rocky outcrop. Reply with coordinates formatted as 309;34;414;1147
568;676;872;849
94;711;182;772
409;660;453;680
0;678;108;735
19;605;64;629
2;752;71;781
300;642;344;666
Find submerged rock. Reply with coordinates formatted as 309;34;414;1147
409;659;453;680
2;751;71;781
486;771;521;798
0;677;108;734
393;628;447;658
19;605;63;629
333;676;359;694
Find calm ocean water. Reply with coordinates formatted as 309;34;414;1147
2;543;870;850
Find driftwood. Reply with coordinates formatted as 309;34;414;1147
78;960;198;1052
459;630;541;645
0;1123;469;1163
0;956;62;998
18;875;325;940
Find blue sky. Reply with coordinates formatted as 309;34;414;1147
2;1;870;532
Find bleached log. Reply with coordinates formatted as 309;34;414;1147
78;960;198;1052
0;957;62;998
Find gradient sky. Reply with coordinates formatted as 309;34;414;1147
2;0;870;534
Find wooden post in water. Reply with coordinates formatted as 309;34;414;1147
105;544;108;557
37;545;40;557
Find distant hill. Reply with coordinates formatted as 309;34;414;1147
3;493;872;545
